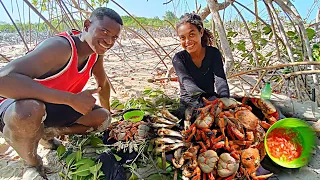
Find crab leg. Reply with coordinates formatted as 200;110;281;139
185;126;196;142
251;173;274;180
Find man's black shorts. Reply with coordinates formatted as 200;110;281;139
0;99;101;132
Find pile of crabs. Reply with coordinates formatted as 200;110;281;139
154;97;280;180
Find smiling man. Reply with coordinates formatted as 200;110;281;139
0;7;122;179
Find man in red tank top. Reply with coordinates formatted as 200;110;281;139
0;7;122;179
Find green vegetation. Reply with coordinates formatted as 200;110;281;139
0;12;179;33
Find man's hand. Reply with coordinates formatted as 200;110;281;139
69;87;101;115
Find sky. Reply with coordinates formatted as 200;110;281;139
0;0;318;24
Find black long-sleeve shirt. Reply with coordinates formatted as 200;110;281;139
172;46;230;107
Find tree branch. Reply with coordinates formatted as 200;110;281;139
200;0;235;20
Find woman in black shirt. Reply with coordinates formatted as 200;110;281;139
172;13;230;118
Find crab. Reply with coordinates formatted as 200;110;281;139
250;98;279;128
198;150;219;174
217;153;240;178
222;107;267;144
173;145;202;180
108;121;152;141
172;145;200;169
182;105;215;142
240;148;273;180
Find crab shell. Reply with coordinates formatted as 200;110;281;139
251;98;277;115
233;108;259;130
198;150;219;173
217;153;240;177
241;148;261;173
219;98;241;109
195;113;214;129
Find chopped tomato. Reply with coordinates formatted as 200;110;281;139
266;127;302;162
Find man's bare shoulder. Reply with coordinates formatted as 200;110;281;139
33;36;71;56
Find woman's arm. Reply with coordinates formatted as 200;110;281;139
172;53;205;96
213;50;230;97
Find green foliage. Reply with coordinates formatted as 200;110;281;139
0;16;173;33
306;28;316;40
110;87;179;114
163;11;178;24
57;136;106;180
312;43;320;62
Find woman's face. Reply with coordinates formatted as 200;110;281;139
177;22;203;54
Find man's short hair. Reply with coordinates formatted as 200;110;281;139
90;7;123;25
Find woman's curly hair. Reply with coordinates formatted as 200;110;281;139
176;13;214;47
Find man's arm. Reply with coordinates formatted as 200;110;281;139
0;37;73;104
92;55;111;111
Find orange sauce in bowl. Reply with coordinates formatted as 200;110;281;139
266;127;303;162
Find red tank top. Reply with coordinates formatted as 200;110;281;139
0;30;98;104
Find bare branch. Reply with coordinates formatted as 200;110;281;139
284;70;320;79
200;0;235;20
163;0;173;5
228;61;320;79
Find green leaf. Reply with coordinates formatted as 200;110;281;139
133;163;138;169
313;43;319;49
262;26;272;35
236;40;246;52
241;53;248;58
95;146;107;154
78;137;90;148
286;31;296;37
75;151;82;162
306;28;316;40
260;38;268;47
266;51;273;57
166;166;174;172
128;173;139;180
72;175;87;180
90;136;104;148
89;162;103;175
72;158;95;169
227;31;238;37
71;163;94;176
143;87;152;95
110;99;120;108
268;32;273;40
57;145;66;159
113;154;122;161
66;152;76;168
97;170;105;179
115;104;125;110
156;156;170;169
59;172;67;179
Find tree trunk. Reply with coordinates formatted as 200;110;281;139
206;0;234;75
274;0;319;104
